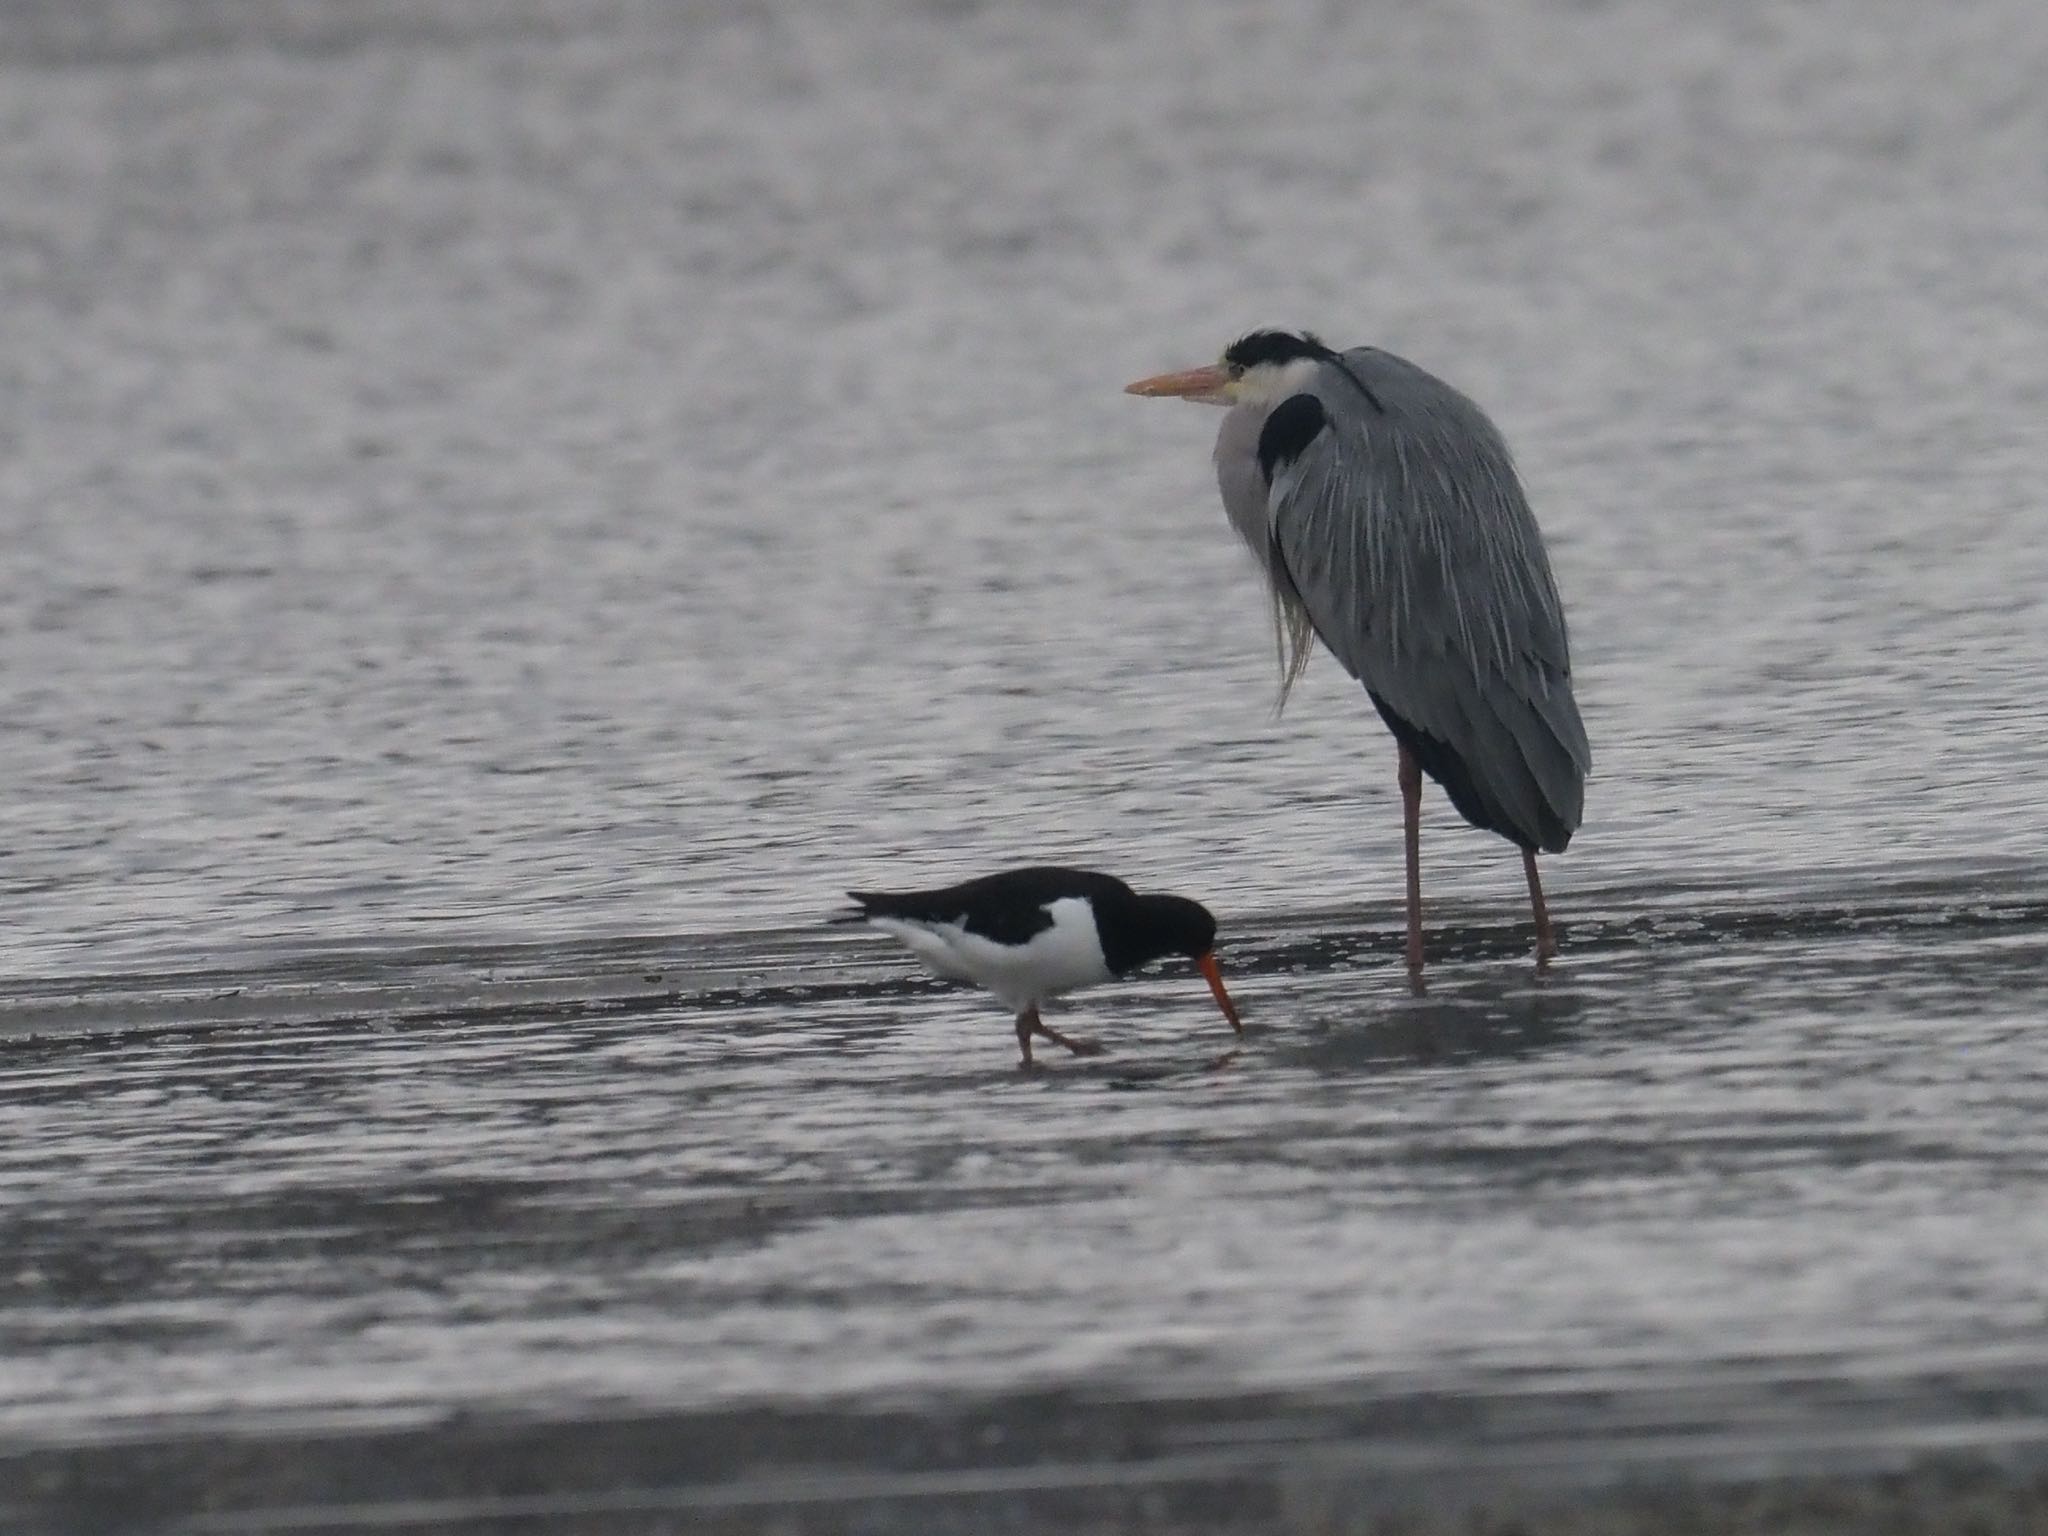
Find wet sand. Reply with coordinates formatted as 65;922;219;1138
9;1388;2048;1533
8;876;2048;1531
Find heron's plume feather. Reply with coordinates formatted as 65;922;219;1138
1271;588;1317;714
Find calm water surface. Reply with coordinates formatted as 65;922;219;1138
3;0;2047;1528
2;0;2045;970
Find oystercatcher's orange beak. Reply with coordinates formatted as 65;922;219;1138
1196;952;1244;1035
1124;363;1233;405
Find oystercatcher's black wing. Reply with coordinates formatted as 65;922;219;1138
840;866;1134;946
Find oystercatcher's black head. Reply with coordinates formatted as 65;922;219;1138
1119;894;1243;1036
1125;894;1217;963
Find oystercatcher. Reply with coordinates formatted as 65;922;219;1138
838;866;1244;1067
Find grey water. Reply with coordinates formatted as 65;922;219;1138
4;0;2048;1529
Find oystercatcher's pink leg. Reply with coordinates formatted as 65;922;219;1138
1399;744;1425;994
1523;849;1556;970
1031;1009;1103;1058
1013;1007;1098;1067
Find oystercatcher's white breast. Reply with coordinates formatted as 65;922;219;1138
871;896;1112;1012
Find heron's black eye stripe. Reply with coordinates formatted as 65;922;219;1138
1224;329;1333;371
1257;393;1326;482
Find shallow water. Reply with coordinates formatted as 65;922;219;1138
8;879;2048;1528
4;0;2047;973
4;0;2048;1528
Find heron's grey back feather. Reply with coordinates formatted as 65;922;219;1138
1214;346;1591;852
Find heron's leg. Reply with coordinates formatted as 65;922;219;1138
1523;849;1555;970
1014;1010;1037;1069
1398;744;1425;991
1031;1010;1103;1057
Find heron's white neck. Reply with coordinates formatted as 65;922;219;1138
1232;356;1324;407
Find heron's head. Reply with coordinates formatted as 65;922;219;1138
1125;330;1334;407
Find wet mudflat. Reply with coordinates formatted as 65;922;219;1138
7;874;2048;1530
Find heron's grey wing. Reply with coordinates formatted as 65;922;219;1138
1265;364;1590;851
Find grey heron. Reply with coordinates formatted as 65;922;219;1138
1126;331;1589;987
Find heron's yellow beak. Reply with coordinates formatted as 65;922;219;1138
1196;952;1244;1035
1125;364;1233;405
